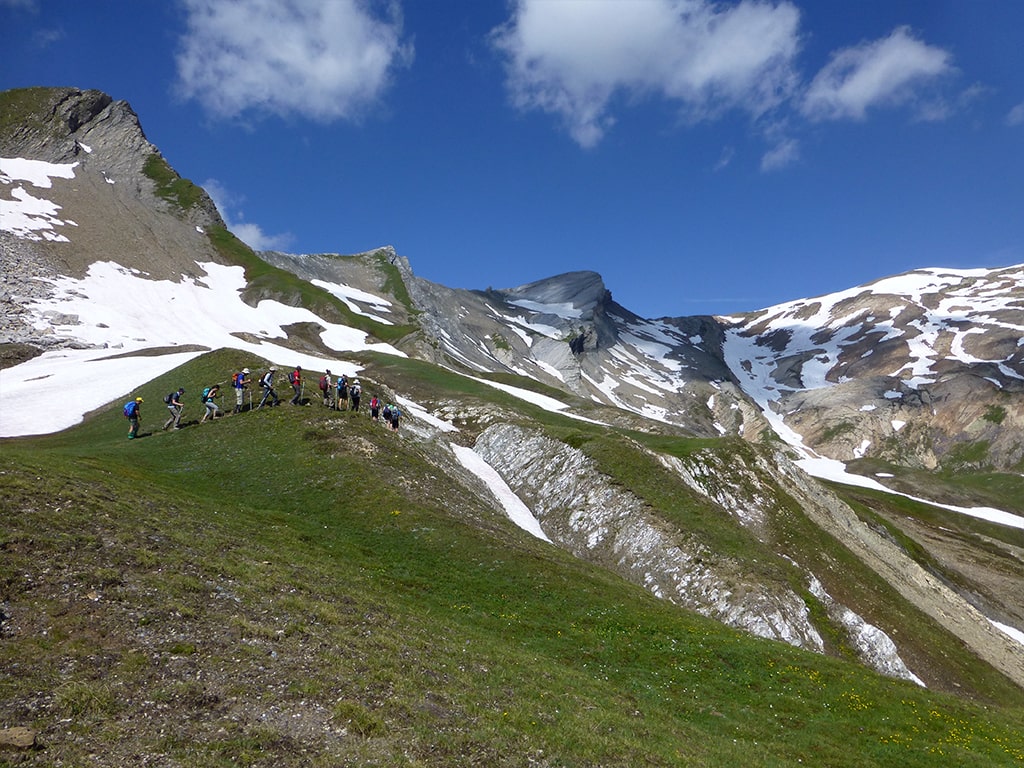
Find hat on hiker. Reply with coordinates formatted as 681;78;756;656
242;368;250;374
135;397;143;403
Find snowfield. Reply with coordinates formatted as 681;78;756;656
0;260;403;436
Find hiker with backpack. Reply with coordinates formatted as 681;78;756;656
349;379;362;411
336;374;348;411
257;368;281;408
289;365;302;405
199;384;222;423
388;403;401;431
319;369;333;408
162;388;185;430
369;395;380;421
123;397;143;439
232;368;250;413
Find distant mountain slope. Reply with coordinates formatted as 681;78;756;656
720;265;1024;471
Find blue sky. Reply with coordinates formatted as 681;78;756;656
3;0;1022;318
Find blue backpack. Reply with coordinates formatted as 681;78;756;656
123;401;136;418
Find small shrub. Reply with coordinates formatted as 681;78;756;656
982;405;1006;425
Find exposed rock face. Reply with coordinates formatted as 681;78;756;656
470;422;939;683
473;422;825;650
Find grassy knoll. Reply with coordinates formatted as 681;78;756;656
2;353;1024;766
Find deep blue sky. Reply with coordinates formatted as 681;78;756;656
3;0;1022;318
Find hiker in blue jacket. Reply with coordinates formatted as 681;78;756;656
232;368;250;413
336;374;348;411
124;397;142;439
162;388;185;430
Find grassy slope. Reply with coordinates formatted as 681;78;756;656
3;350;1024;767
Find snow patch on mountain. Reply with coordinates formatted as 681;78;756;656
451;444;551;542
0;260;405;436
0;157;79;241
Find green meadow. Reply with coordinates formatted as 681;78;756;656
2;349;1022;767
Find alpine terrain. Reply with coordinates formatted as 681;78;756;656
2;86;1023;766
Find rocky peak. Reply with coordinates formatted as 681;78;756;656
503;270;610;316
1;87;138;164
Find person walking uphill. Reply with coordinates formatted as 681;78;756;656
199;384;222;423
162;388;185;430
257;368;281;408
232;368;250;413
349;379;361;412
289;366;302;405
123;397;142;439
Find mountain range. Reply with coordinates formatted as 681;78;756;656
2;86;1023;765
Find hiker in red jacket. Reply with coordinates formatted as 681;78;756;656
289;366;302;405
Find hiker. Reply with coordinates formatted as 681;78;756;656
232;368;250;413
124;397;142;439
257;368;281;408
369;395;380;421
336;374;348;411
162;388;185;430
199;384;221;423
350;379;362;411
289;365;302;405
319;369;333;408
388;403;401;431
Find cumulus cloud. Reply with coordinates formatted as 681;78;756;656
491;0;801;148
175;0;413;121
802;26;953;121
204;178;291;252
1007;102;1024;126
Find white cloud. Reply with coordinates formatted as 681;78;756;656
204;178;291;252
802;26;953;121
760;137;798;171
1007;102;1024;126
714;145;736;171
491;0;801;148
175;0;413;121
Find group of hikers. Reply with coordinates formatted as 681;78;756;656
123;364;403;438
